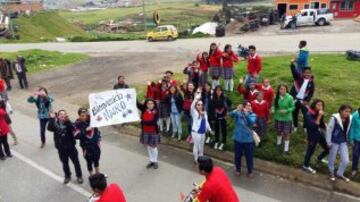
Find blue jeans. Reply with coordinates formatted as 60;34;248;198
170;112;182;137
352;140;360;172
328;142;349;176
40;118;49;144
234;141;254;174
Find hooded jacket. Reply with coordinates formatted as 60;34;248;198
296;47;309;72
326;113;353;145
349;111;360;144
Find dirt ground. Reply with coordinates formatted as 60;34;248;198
25;52;190;105
227;19;360;36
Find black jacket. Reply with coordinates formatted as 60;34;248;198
74;119;101;154
48;118;76;150
290;63;315;102
165;93;183;113
113;83;129;90
209;95;232;120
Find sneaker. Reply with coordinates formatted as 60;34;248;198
177;136;182;141
319;159;329;164
294;127;298;132
77;177;84;184
338;175;350;183
63;177;71;184
146;162;154;169
214;143;219;150
351;170;357;177
303;166;316;174
0;156;5;160
205;137;211;144
153;163;159;169
6;154;13;158
40;143;45;149
218;143;224;151
171;134;176;138
329;175;336;182
303;128;307;133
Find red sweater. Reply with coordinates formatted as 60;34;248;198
197;55;209;72
223;52;239;68
209;49;223;67
251;100;269;120
247;54;262;75
159;88;168;101
237;85;260;102
259;85;274;110
0;109;9;136
146;84;160;101
142;110;157;133
96;184;126;202
196;167;239;202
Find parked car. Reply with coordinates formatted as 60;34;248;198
147;25;178;42
281;9;334;29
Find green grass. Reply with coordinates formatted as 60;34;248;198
59;2;220;33
133;53;360;181
1;11;89;43
0;49;88;73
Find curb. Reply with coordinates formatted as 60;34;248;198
113;125;360;198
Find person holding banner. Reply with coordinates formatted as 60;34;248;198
113;75;129;90
137;99;160;169
74;108;102;176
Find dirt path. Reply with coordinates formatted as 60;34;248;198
26;52;189;105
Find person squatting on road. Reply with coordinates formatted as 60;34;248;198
326;104;353;182
193;156;239;202
137;99;160;169
74;108;102;176
27;87;54;148
191;90;213;163
89;173;126;202
303;99;329;174
230;102;257;177
47;110;83;184
0;100;12;160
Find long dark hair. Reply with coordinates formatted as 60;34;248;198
213;85;225;100
169;85;178;96
144;98;158;111
209;43;217;55
338;104;352;113
0;100;6;111
310;99;325;112
38;86;48;96
274;84;288;109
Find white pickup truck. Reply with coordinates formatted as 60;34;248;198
281;9;334;29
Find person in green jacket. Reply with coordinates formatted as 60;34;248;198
349;109;360;177
273;84;295;154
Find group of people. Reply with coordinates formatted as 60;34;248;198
132;40;360;183
0;56;29;91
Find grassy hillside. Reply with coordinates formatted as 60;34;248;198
8;11;89;42
59;2;220;32
0;49;87;73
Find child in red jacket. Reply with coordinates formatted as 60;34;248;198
237;77;259;102
245;45;262;87
251;92;269;138
258;78;275;112
0;100;11;160
209;43;223;89
222;44;239;92
197;52;209;86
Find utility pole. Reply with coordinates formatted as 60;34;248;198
142;0;146;34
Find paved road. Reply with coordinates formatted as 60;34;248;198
1;33;360;54
0;93;359;202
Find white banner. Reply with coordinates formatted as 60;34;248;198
89;88;140;127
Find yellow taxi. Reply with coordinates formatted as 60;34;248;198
147;25;178;42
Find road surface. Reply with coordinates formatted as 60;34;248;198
0;93;359;202
1;33;360;54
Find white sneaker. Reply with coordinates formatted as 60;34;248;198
303;128;307;133
218;143;224;151
338;175;350;183
171;134;176;138
206;137;211;144
214;143;219;150
330;175;336;182
294;127;298;132
320;159;329;164
303;166;316;174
